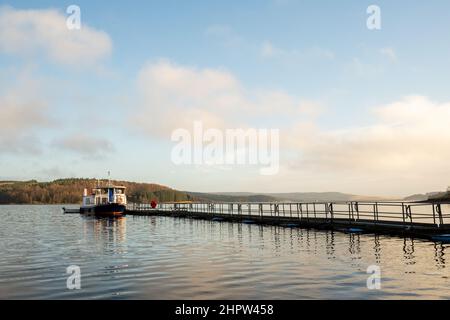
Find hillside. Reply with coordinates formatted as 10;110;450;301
404;191;446;202
187;192;278;203
0;179;194;204
0;179;403;205
255;192;390;202
187;191;393;203
427;191;450;202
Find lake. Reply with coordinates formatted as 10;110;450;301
0;205;449;299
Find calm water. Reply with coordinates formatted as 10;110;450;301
0;205;449;300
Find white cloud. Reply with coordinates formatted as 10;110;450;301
133;60;323;137
285;96;450;193
380;47;397;62
134;60;236;135
298;100;324;117
348;57;384;77
0;6;112;66
261;41;280;58
52;133;114;157
0;71;52;154
261;41;335;60
73;56;450;194
0;90;49;132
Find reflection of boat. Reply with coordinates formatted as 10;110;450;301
78;185;127;217
80;215;127;245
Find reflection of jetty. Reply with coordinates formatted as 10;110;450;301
126;201;450;242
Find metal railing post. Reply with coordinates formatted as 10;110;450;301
401;203;405;224
329;203;334;223
436;204;444;227
354;202;359;220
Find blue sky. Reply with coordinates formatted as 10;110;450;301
1;1;450;196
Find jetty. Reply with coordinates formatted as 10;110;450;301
125;201;450;241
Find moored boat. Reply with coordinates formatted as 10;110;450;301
80;185;127;217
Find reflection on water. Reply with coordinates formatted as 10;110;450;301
325;231;335;260
348;233;361;258
403;238;416;268
83;216;127;246
434;243;446;270
0;205;449;299
373;235;381;265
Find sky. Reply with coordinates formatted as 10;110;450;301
1;0;450;196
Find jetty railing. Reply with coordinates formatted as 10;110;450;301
127;201;450;228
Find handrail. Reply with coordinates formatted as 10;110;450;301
127;200;449;227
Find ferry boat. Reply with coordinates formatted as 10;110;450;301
79;185;127;217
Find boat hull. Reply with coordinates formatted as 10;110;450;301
80;203;126;217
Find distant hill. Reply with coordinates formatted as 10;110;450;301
404;191;445;202
403;194;428;201
0;178;405;205
187;191;393;203
262;192;390;202
426;191;450;202
187;192;278;203
0;179;194;204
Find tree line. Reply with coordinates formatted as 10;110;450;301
0;178;194;204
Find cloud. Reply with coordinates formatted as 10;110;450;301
133;60;323;137
38;166;66;179
297;100;325;117
287;96;450;180
347;57;384;77
261;41;335;60
380;47;397;62
0;91;49;132
0;71;52;154
52;134;114;158
0;6;112;66
261;41;279;58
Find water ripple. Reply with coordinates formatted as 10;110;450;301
0;205;449;299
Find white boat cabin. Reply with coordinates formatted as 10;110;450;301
82;186;127;208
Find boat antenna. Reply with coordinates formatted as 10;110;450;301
108;171;111;187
